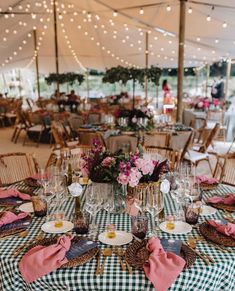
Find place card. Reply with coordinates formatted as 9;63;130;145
66;239;98;260
160;238;182;256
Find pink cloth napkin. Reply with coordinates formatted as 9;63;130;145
19;235;72;283
207;194;235;205
196;176;218;185
0;211;28;227
0;188;30;201
125;195;140;216
143;237;185;291
207;220;235;239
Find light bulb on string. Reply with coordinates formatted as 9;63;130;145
222;22;227;28
113;10;117;17
188;7;192;14
139;8;144;15
206;15;211;21
166;5;171;12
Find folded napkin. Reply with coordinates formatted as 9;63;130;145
207;194;235;205
19;235;72;283
207;220;235;239
196;176;218;185
0;188;30;201
125;195;140;216
143;237;185;291
0;211;28;227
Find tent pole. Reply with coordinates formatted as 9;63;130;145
225;58;231;101
53;0;59;91
176;0;186;122
86;70;90;99
33;29;40;99
145;31;149;104
205;64;210;98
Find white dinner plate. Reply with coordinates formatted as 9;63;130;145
201;205;217;216
18;202;34;213
41;221;74;234
159;221;192;235
98;231;133;246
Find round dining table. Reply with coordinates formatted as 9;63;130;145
0;181;234;291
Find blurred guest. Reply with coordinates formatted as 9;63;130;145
162;79;172;105
51;89;60;99
67;90;80;103
211;76;225;100
0;93;4;99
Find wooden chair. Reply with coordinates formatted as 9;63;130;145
0;152;38;185
184;124;220;175
87;112;101;124
51;122;78;149
144;146;182;171
206;110;226;141
189;117;207;143
46;145;92;169
143;132;170;147
106;135;138;153
192;123;220;153
213;153;235;186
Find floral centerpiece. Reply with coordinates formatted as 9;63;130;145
188;97;222;111
80;139;169;213
114;106;155;131
108;92;130;105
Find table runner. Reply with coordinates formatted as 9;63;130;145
0;182;234;291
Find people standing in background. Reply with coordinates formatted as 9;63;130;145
51;89;60;100
162;79;172;104
211;76;225;100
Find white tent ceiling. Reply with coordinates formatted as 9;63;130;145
0;0;235;74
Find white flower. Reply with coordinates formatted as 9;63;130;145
68;183;83;197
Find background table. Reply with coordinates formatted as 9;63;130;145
0;183;234;291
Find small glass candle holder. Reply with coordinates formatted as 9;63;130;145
73;213;89;234
131;215;148;240
184;203;201;225
106;224;116;239
165;215;175;230
32;195;47;217
53;212;65;228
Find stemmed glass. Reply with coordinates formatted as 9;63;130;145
37;168;50;191
84;184;103;234
146;188;164;236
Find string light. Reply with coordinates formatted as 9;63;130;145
166;5;171;12
222;21;227;28
188;7;193;14
139;8;144;15
113;10;118;17
206;15;211;21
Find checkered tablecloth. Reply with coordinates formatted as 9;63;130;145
0;183;234;291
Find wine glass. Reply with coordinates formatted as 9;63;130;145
37;168;50;190
84;184;103;234
146;188;164;236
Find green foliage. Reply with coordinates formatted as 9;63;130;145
102;66;162;86
45;72;85;85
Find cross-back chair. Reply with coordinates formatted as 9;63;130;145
0;152;39;185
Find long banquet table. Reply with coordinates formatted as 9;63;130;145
0;182;234;291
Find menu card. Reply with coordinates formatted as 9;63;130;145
66;239;98;260
160;238;182;256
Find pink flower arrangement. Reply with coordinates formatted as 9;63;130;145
80;139;169;186
101;157;115;167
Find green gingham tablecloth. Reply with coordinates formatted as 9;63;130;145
0;182;234;291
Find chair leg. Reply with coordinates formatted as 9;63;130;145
14;128;22;144
206;158;213;175
11;127;18;142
